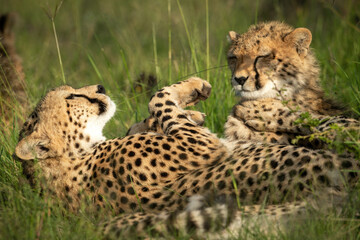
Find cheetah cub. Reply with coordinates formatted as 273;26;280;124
225;21;359;151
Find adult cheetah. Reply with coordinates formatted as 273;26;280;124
15;78;358;236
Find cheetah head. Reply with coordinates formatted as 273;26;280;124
15;84;116;161
227;21;320;101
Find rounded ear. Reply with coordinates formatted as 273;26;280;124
15;133;51;160
227;31;239;43
284;28;312;58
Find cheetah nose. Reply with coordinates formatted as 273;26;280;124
234;76;248;86
96;85;106;94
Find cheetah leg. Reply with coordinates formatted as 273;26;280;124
148;77;229;162
126;110;206;136
232;99;359;148
224;115;294;145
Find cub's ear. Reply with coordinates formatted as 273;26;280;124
227;31;239;43
15;133;52;160
284;28;312;58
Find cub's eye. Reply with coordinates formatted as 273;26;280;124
266;51;276;59
65;94;75;100
227;56;237;61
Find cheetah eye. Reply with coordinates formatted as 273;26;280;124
228;56;237;61
65;94;75;100
268;52;276;59
263;51;276;60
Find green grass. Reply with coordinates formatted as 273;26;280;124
0;0;360;239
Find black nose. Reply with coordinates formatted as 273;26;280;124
234;76;248;86
96;85;106;94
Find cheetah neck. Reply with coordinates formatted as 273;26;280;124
292;88;345;115
22;153;96;209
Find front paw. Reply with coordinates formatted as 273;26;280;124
175;77;212;108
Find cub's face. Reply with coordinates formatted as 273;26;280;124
15;85;116;160
227;22;317;101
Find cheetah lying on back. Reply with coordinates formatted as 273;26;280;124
225;21;359;151
15;77;359;237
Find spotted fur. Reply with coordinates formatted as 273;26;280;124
14;78;359;237
225;21;359;149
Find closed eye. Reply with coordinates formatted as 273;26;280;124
65;94;75;100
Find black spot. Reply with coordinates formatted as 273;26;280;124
151;159;157;167
179;153;188;160
162;144;171;150
277;173;286;182
157;92;164;98
312;165;322;173
204;181;212;190
289;169;297;177
160;172;169;178
251;164;258;173
270;160;278;169
299;168;307;178
292;151;299;157
127;163;132;170
110;192;116;200
284;159;294;166
129;202;137;210
106;180;113;188
135;158;142;167
162;116;172;122
241;159;248;165
217;181;226;190
165;100;175;106
121;148;127;154
324;161;334;170
341;161;352;169
317;175;330;185
239;171;246;180
139;174;147;181
301;156;311;164
128;187;135;195
134;143;141;148
247;177;254;186
240;189;247;199
281;150;288;157
153;192;162;198
205;172;213;180
121;197;128;204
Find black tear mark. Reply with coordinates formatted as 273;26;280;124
66;94;107;114
253;54;271;90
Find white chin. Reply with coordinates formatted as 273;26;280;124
84;97;116;143
105;97;116;121
234;81;278;101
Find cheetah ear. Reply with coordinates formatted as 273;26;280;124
284;28;312;58
227;31;239;43
15;132;52;160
